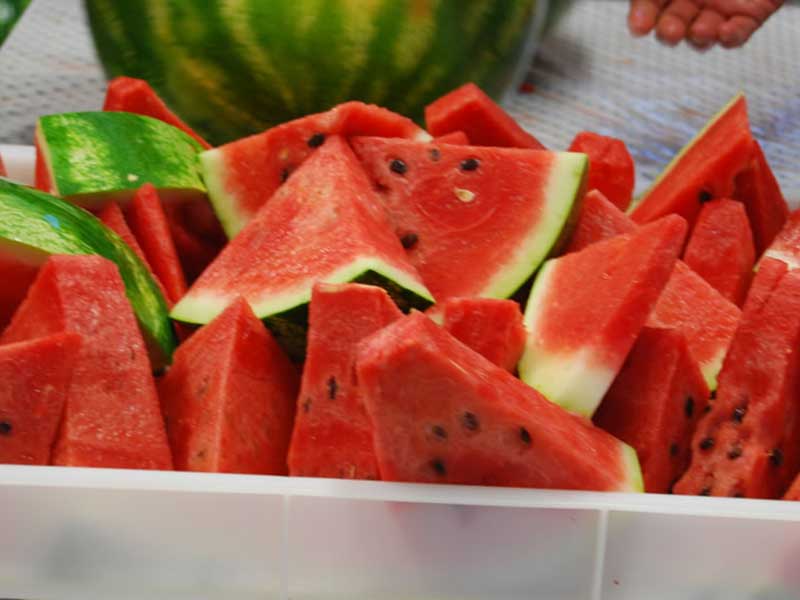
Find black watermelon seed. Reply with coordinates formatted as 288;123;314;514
432;425;448;439
280;168;290;183
462;412;479;432
327;376;338;400
389;159;407;175
727;445;742;460
769;448;784;467
429;148;441;162
684;396;695;418
699;437;715;451
710;390;717;401
519;427;532;446
698;189;713;203
460;158;480;171
0;421;11;436
670;443;679;457
704;405;712;414
302;398;312;413
430;458;447;476
699;486;712;496
307;133;325;148
400;232;419;249
732;406;747;423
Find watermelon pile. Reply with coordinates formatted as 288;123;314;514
3;78;800;502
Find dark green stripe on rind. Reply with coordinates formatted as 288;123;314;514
0;178;176;367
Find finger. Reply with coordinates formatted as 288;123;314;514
688;8;726;48
718;15;760;48
655;0;702;45
629;0;669;36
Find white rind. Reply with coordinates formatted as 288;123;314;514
701;345;726;392
619;443;645;493
199;147;244;238
763;248;800;271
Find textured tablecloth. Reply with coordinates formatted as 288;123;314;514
1;0;798;199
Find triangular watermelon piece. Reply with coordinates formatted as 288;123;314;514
288;283;402;479
682;199;755;306
351;137;587;301
125;184;188;304
762;208;800;270
356;311;642;491
2;255;173;469
159;298;298;474
675;266;800;499
594;327;709;493
201;101;429;237
563;189;636;253
568;131;635;211
434;131;469;145
519;215;686;417
103;76;212;149
0;247;41;332
647;261;741;391
0;332;82;465
424;83;545;150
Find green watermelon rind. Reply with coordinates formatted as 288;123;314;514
0;178;176;367
37;111;206;208
619;442;645;493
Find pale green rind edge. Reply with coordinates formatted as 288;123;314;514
701;346;725;392
199;147;244;238
619;442;644;493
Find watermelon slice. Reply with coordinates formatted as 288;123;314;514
36;111;206;209
200;101;430;237
355;311;642;491
424;82;545;150
563;189;636;253
0;333;82;465
125;184;188;304
438;297;526;372
159;298;297;474
351;137;587;301
630;94;754;228
568;132;635;211
519;215;686;417
2;255;172;469
675;265;800;498
103;76;212;149
593;327;710;493
762;208;800;270
434;131;469;145
682;199;755;306
288;283;402;479
172;135;433;359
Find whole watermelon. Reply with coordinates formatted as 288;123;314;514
84;0;544;145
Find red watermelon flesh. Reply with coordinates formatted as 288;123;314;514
762;208;800;270
201;101;429;237
682;199;755;306
568;132;635;211
674;267;800;499
0;333;82;465
163;202;225;283
519;215;686;417
351;137;586;302
424;82;545;150
563;189;636;253
0;245;42;332
0;153;6;177
785;474;800;500
103;76;212;149
98;201;152;268
647;261;740;391
439;297;526;372
159;298;298;474
1;255;173;470
593;327;709;494
434;131;469;145
733;140;788;254
741;256;788;315
288;283;402;479
34;140;52;193
355;311;642;491
631;94;754;229
125;183;188;304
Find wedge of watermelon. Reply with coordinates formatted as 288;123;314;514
355;312;642;491
200;101;430;237
351;137;587;301
563;189;636;253
2;255;173;470
288;283;402;479
0;244;42;331
434;131;469;145
103;76;212;149
682;199;755;306
762;208;800;270
594;327;709;493
675;266;800;498
568;132;635;211
424;82;545;149
519;215;686;417
159;298;297;474
0;332;82;465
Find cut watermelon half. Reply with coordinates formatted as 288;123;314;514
200;101;430;237
2;255;173;469
568;131;635;211
356;311;642;492
103;76;212;149
351;137;587;301
288;283;402;480
762;208;800;270
424;82;545;150
682;199;755;306
563;189;636;253
520;215;686;417
159;298;298;474
594;327;709;494
0;332;82;465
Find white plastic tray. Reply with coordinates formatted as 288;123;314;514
2;144;800;600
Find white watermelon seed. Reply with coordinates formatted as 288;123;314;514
454;188;475;203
